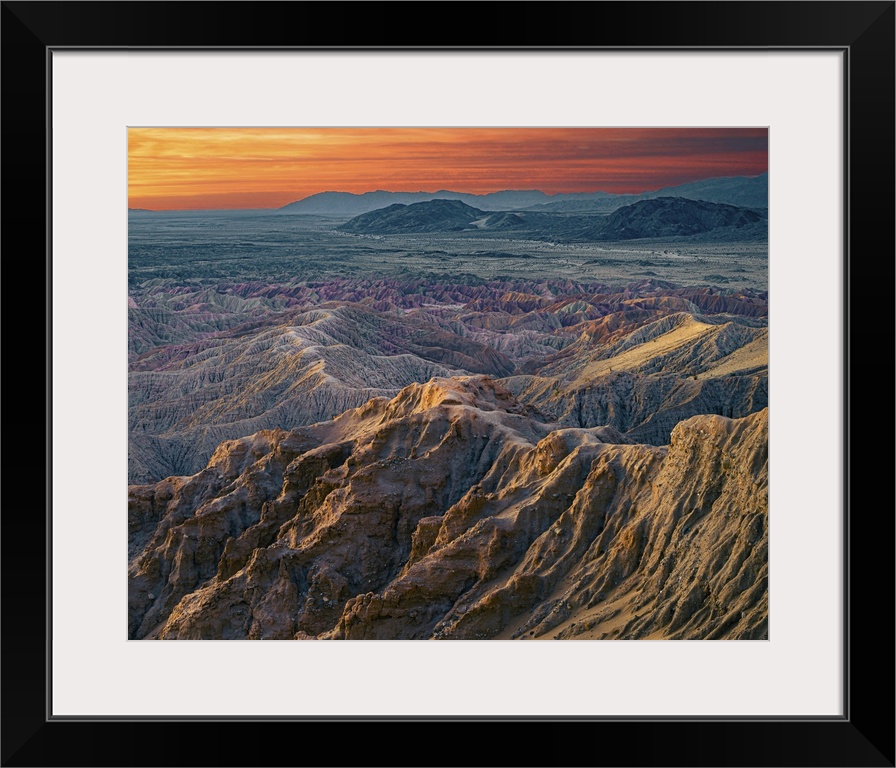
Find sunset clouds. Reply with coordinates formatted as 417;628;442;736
128;128;768;210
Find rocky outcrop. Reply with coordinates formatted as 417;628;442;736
338;199;486;234
592;197;765;241
129;377;767;641
501;369;767;446
128;304;515;483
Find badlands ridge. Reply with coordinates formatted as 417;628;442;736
130;377;767;640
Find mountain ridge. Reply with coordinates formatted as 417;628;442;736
129;279;767;483
279;189;550;216
336;196;766;242
278;173;767;217
129;376;767;641
338;198;486;234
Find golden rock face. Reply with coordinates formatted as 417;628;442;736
128;376;767;641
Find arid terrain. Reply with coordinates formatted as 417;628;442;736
129;186;768;640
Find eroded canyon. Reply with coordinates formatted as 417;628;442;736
129;192;768;640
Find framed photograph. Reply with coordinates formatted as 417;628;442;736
4;2;892;765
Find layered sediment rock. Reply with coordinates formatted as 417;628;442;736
129;280;767;484
129;377;767;641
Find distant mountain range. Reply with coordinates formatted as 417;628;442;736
524;173;769;213
278;189;552;216
337;196;767;243
279;173;768;216
644;172;768;209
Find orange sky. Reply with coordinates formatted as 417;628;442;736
128;128;768;210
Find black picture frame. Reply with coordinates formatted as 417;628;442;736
3;2;893;766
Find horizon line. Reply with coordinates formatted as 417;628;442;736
129;171;768;212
